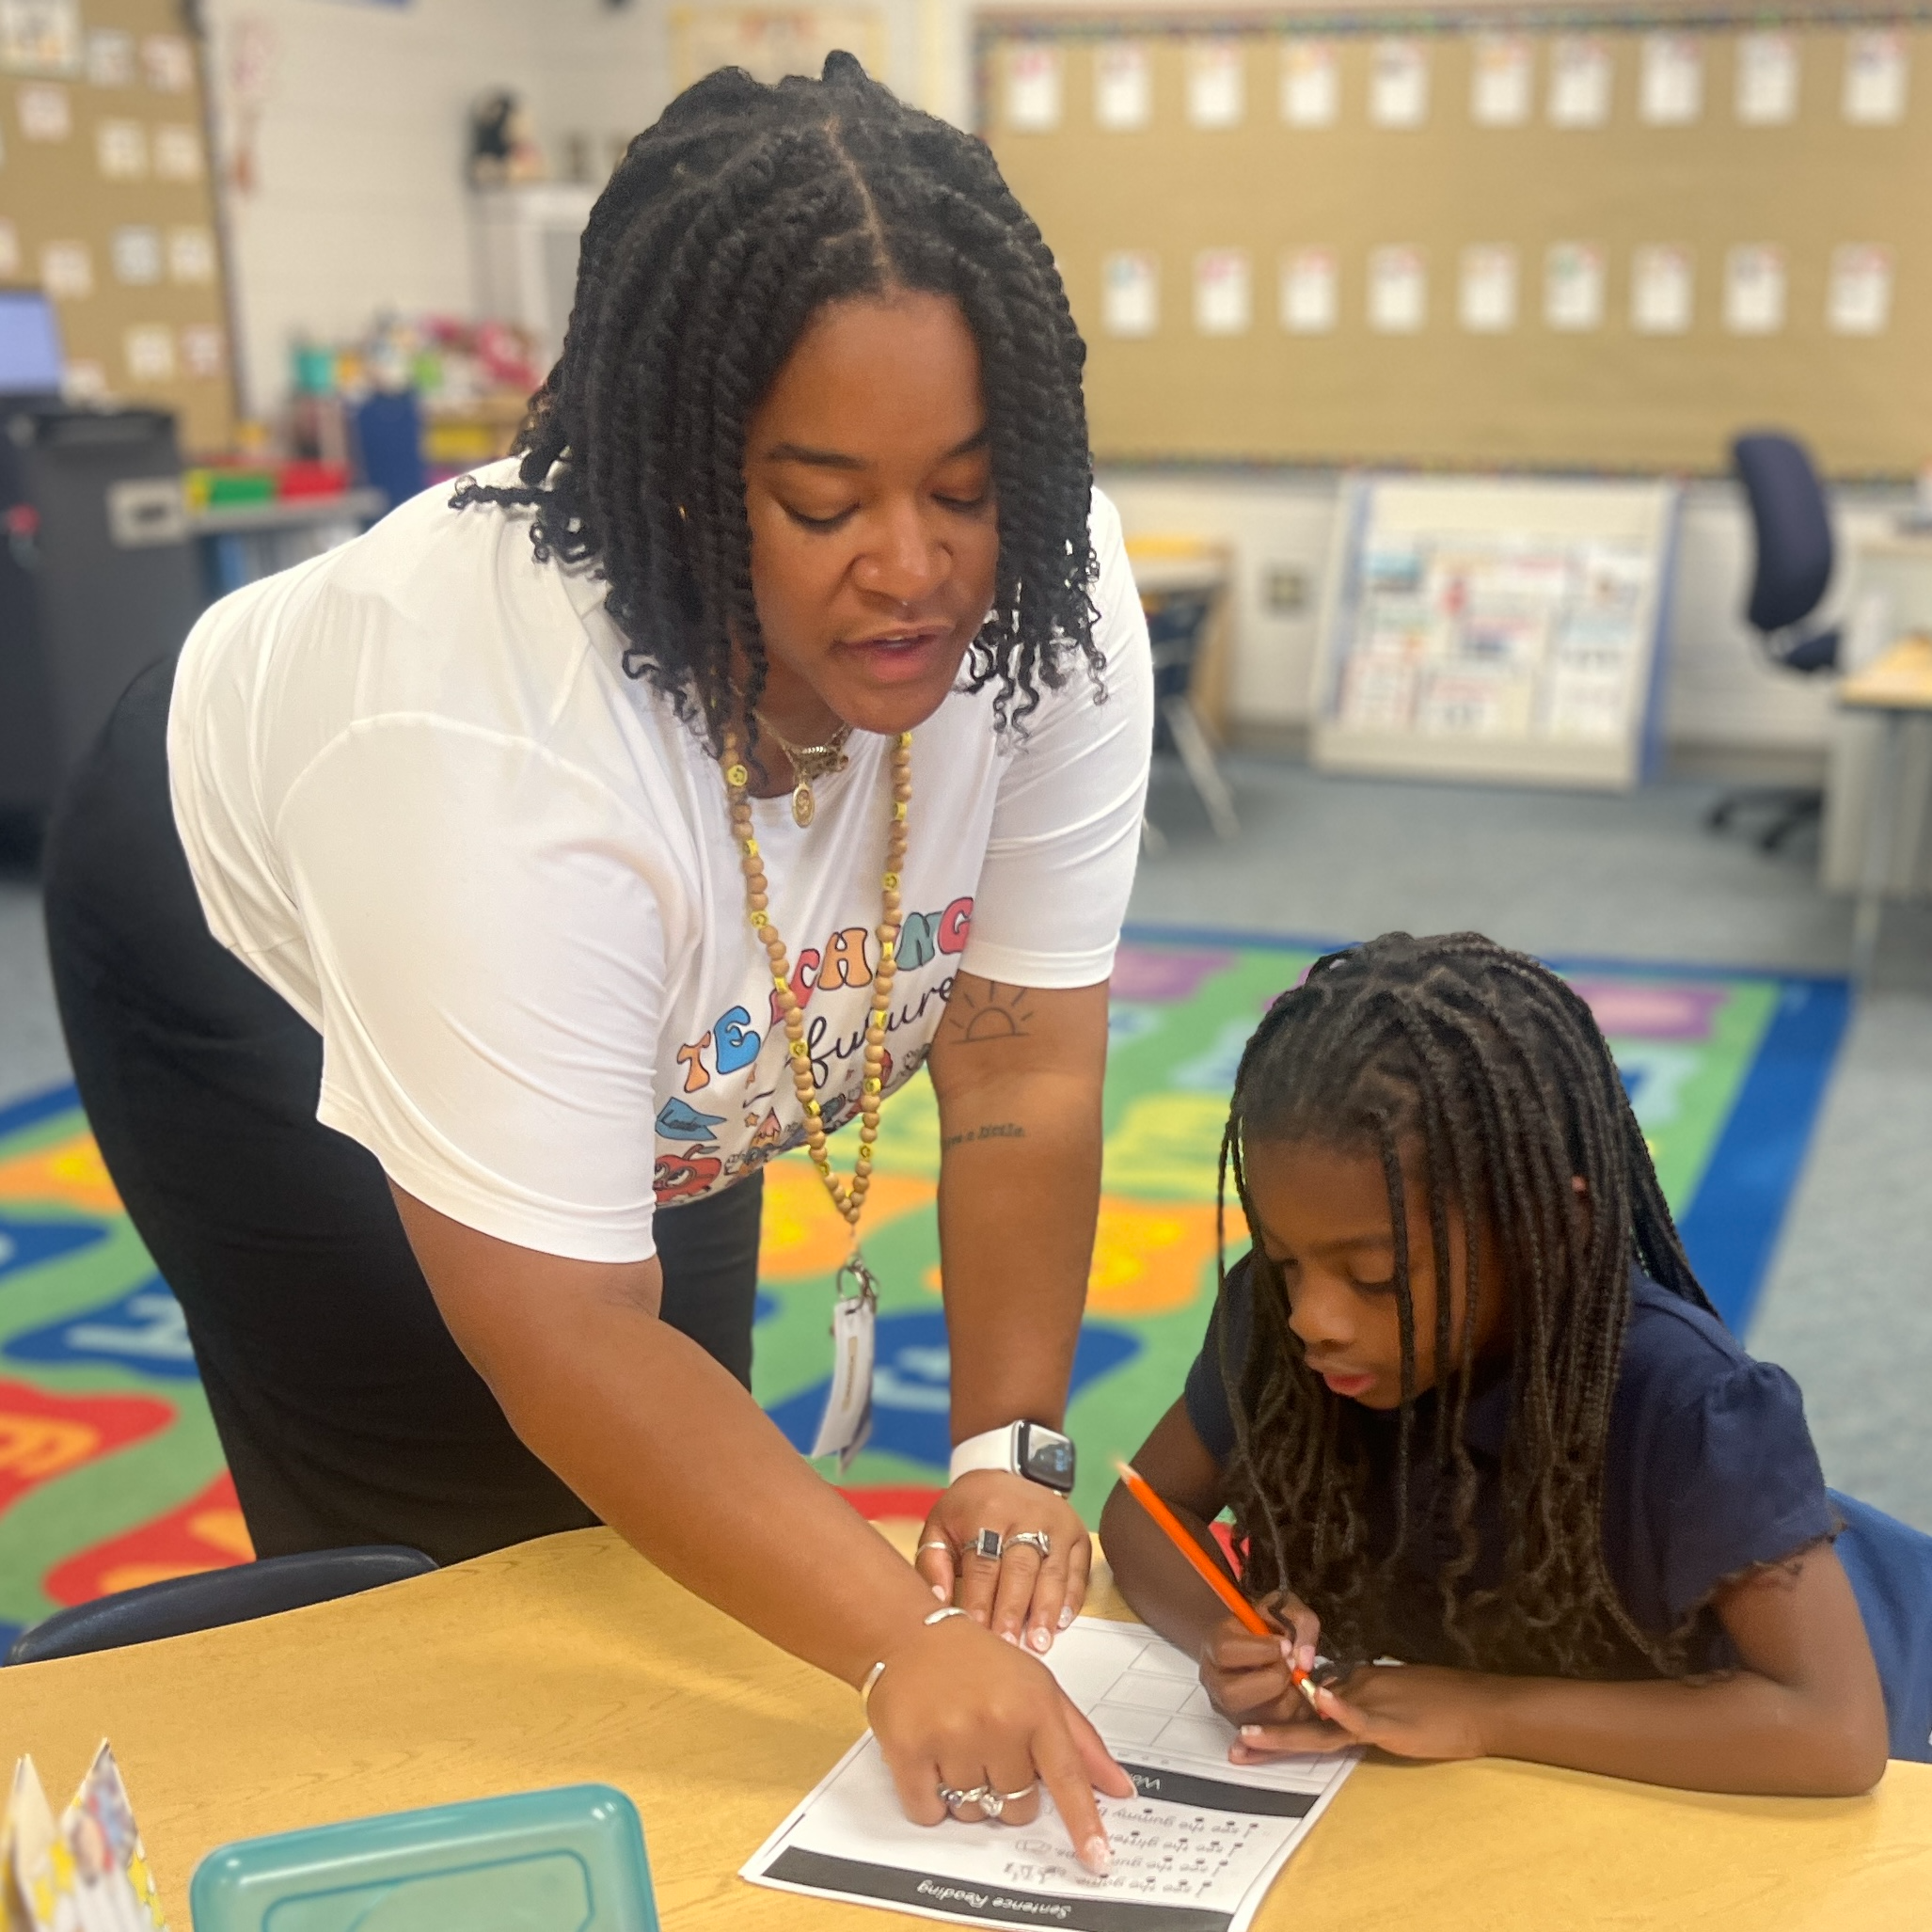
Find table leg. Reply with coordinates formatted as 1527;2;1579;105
1851;711;1904;991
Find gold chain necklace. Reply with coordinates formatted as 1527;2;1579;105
723;724;909;1245
754;711;854;828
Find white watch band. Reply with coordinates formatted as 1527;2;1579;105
949;1423;1023;1483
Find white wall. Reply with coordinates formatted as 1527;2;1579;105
201;0;676;415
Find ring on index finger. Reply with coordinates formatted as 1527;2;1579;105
1005;1530;1051;1560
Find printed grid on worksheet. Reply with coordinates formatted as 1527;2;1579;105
1089;1633;1238;1758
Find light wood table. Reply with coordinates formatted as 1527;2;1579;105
1;1527;1926;1929
1839;634;1932;988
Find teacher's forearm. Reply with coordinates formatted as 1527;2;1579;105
515;1315;933;1680
935;1069;1101;1437
426;1261;935;1687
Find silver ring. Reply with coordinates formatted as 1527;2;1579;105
938;1782;990;1815
917;1540;952;1556
994;1783;1037;1810
971;1528;1003;1561
1006;1530;1051;1560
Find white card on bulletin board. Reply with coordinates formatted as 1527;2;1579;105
1004;44;1060;132
18;81;69;139
1632;245;1693;334
1844;30;1907;125
1735;32;1797;126
142;32;194;93
0;0;80;73
1101;250;1158;338
1369;246;1426;332
39;239;90;298
1639;34;1702;126
96;118;145;178
1828;245;1892;335
1186;39;1243;129
182;322;224;378
1195;248;1250;335
1280;247;1338;332
153;122;202;180
86;26;133;87
125;323;174;381
1094;40;1149;130
111;225;161;285
1724;245;1784;334
1280;40;1338;126
168;226;215;283
1370;40;1428;128
1459;246;1516;332
1548;37;1611;128
1471;37;1532;127
1544;243;1605;331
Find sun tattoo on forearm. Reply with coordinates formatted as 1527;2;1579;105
941;982;1038;1046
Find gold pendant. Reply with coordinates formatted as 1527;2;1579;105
791;781;815;829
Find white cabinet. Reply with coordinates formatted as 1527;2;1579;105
469;184;599;372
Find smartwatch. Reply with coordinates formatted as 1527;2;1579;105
948;1421;1077;1496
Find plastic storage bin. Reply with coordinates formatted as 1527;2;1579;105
188;1783;658;1931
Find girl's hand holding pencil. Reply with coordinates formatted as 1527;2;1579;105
1199;1595;1326;1734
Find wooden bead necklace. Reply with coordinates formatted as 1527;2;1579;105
722;723;911;1251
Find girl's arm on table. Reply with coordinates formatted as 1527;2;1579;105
1101;1402;1323;1732
1243;1544;1891;1797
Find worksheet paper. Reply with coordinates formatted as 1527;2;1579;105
743;1619;1358;1932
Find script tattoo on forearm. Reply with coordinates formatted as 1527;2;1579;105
939;981;1037;1047
941;1122;1029;1152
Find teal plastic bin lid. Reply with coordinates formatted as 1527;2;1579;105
188;1783;658;1932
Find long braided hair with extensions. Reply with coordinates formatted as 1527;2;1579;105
453;53;1100;747
1216;932;1716;1679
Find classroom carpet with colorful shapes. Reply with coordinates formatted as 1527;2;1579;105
0;930;1849;1652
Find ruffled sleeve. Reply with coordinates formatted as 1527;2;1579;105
1643;1357;1836;1628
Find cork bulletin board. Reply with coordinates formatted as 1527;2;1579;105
980;12;1932;477
0;0;232;452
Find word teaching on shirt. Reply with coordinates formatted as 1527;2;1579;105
653;896;974;1205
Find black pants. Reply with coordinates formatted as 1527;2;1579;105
42;657;764;1567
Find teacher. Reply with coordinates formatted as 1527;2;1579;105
43;56;1149;1861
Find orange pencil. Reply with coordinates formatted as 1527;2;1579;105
1112;1457;1320;1706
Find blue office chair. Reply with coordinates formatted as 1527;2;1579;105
4;1544;435;1666
1708;432;1841;852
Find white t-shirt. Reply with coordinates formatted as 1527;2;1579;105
168;463;1152;1264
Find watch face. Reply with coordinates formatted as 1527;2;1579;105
1021;1426;1076;1492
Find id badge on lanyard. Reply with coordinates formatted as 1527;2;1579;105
809;1254;878;1471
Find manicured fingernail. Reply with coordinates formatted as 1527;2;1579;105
1030;1625;1052;1652
1082;1836;1112;1877
1297;1644;1316;1674
1001;1629;1019;1645
1277;1638;1297;1664
1058;1605;1075;1629
1241;1725;1264;1738
932;1585;947;1601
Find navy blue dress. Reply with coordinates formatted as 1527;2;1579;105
1183;1259;1932;1763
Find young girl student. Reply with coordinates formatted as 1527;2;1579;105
1102;932;1932;1793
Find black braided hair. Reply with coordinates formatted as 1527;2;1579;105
1213;931;1715;1680
452;53;1100;748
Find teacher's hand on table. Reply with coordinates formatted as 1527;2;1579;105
869;1606;1134;1872
916;1470;1090;1654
